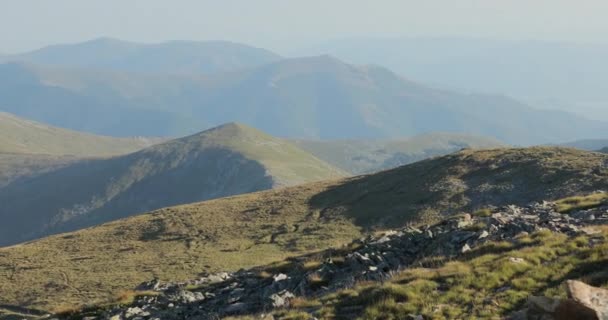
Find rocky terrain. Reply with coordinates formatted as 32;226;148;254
52;197;608;319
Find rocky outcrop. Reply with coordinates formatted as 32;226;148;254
511;281;608;320
57;201;608;320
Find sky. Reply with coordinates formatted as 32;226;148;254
1;0;608;53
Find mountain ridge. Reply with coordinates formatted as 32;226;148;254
2;37;282;75
0;122;344;247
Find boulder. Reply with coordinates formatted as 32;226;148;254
567;280;608;320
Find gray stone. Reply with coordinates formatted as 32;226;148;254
269;290;295;308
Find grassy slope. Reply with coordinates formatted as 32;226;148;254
291;132;505;174
0;123;345;246
0;112;163;156
0;147;606;311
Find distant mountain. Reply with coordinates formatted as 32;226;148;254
560;139;608;151
2;147;606;311
1;57;607;144
599;147;608;153
291;132;505;174
3;37;281;74
299;37;608;121
0;123;344;246
0;112;163;156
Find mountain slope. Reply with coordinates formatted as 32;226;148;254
600;147;608;153
0;153;82;189
0;123;344;247
0;112;163;156
291;132;505;174
4;37;281;74
0;147;606;311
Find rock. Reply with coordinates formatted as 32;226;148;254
269;290;295;308
461;243;471;253
167;289;205;303
567;280;608;319
273;273;288;282
528;296;561;313
224;302;250;314
523;294;600;320
509;257;526;264
109;315;123;320
478;230;489;239
206;272;230;283
136;278;161;291
124;307;144;319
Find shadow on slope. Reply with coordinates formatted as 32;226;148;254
308;147;608;228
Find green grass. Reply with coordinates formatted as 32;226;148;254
554;192;608;213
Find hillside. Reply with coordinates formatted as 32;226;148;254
0;153;81;189
0;112;163;156
291;132;504;174
0;147;606;312
3;37;281;74
600;147;608;153
1;57;607;144
0;123;344;247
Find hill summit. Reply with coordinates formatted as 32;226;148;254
0;123;344;246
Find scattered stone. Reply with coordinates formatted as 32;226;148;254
59;200;608;320
273;273;288;282
509;257;526;264
269;290;295;308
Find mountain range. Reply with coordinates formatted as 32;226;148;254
1;147;605;312
0;37;281;75
1;51;607;144
301;37;608;121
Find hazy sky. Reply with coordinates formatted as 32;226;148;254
1;0;608;53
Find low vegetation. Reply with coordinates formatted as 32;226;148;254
555;192;608;213
0;147;606;312
250;228;608;320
